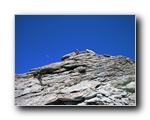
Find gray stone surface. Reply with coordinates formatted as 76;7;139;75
15;50;135;106
126;82;135;89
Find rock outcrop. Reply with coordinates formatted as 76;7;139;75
15;50;135;106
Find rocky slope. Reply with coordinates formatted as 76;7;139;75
15;49;135;106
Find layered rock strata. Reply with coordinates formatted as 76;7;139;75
15;50;135;106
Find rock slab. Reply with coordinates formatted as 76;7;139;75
15;50;135;106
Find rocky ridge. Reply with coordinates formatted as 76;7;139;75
15;49;135;106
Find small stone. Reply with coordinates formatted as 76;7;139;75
114;102;123;106
100;97;112;103
97;93;103;98
108;103;115;105
86;49;95;54
128;94;135;101
84;97;100;103
77;102;87;105
109;95;122;100
98;89;111;97
121;98;129;105
126;82;135;89
121;91;127;97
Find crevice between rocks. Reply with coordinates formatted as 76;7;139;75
45;99;84;105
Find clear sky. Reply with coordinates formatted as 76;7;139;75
15;15;135;74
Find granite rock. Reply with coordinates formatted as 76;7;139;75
15;50;136;106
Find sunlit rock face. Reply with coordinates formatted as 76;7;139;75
15;50;135;106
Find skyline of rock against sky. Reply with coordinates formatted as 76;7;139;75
15;15;135;74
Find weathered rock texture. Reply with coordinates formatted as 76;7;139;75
15;50;136;106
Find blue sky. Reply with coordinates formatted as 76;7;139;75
15;15;135;74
